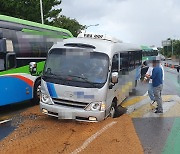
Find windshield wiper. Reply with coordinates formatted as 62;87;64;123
43;72;67;81
67;75;98;88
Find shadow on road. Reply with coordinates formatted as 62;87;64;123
0;101;36;120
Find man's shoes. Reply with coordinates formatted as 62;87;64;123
154;109;163;113
150;100;155;105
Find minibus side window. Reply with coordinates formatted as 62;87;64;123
135;51;142;68
112;54;119;72
128;51;135;71
120;52;129;72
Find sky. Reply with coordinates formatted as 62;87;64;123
60;0;180;47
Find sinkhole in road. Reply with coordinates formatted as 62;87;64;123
115;105;127;118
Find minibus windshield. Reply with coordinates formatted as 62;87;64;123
44;48;109;87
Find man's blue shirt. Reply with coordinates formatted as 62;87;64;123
150;66;163;87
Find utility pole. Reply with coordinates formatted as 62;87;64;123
40;0;44;24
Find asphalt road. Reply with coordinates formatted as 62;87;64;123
134;61;180;97
163;66;180;96
130;62;180;154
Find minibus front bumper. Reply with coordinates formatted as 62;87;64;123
40;102;106;122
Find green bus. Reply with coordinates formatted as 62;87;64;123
0;15;73;106
140;45;159;79
141;45;158;62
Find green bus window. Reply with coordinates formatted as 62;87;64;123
0;54;5;71
6;54;16;69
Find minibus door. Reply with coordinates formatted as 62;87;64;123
107;54;119;108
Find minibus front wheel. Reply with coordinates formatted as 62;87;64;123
109;102;117;118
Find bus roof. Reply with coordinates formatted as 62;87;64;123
141;45;153;51
52;37;141;58
0;14;73;37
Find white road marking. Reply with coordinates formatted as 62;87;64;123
71;121;117;154
163;101;177;112
143;101;177;118
0;119;11;124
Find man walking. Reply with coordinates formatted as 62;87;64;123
145;61;164;105
150;60;163;113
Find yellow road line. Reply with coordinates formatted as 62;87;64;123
122;96;147;108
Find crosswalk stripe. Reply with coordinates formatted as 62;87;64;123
143;101;177;118
162;101;180;117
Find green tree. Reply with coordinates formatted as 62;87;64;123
0;0;61;23
173;40;180;58
51;15;85;37
163;39;180;58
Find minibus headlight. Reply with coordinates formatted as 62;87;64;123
85;102;106;111
41;93;50;104
91;103;101;111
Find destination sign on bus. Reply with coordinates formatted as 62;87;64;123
78;32;122;43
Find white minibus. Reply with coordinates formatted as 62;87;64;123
37;34;142;122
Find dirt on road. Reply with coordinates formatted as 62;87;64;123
0;106;143;154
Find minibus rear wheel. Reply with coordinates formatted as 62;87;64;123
32;79;41;105
109;102;117;118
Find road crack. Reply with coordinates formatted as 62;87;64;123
59;128;76;154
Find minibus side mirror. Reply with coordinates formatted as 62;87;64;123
29;62;37;75
111;72;118;84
